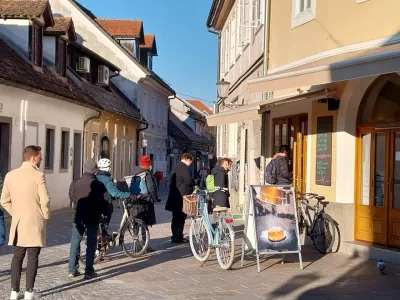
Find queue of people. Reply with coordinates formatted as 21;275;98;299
0;145;234;300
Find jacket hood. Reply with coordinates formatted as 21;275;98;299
131;166;148;176
96;170;111;177
211;165;225;175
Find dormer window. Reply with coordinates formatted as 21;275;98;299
147;52;153;71
30;23;43;67
56;38;67;77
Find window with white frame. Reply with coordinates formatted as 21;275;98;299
229;12;236;66
292;0;316;29
221;124;229;157
224;27;229;73
238;0;250;47
251;0;262;36
220;33;225;76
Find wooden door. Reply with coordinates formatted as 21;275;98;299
388;129;400;247
356;128;389;245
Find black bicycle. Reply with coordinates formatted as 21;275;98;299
297;192;339;254
79;196;150;264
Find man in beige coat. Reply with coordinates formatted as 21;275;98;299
1;145;50;300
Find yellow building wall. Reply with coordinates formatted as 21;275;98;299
309;100;338;202
269;0;400;69
84;111;140;180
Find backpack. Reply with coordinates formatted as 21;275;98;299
130;172;148;195
265;159;278;184
205;174;216;192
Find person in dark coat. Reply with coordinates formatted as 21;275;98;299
0;172;5;247
274;145;293;185
165;153;194;243
211;158;231;209
68;160;108;280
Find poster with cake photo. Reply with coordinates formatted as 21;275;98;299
251;185;300;253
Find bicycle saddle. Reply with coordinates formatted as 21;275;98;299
214;206;228;212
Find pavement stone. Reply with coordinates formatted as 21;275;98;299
0;196;399;299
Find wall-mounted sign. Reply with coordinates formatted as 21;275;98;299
142;139;147;147
315;116;333;186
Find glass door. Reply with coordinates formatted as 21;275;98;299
388;130;400;247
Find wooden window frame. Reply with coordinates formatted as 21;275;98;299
44;125;55;173
56;37;67;77
29;22;43;67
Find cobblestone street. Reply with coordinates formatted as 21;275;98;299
0;194;400;299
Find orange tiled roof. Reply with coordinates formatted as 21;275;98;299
0;0;48;18
95;19;142;37
140;34;154;48
186;100;213;115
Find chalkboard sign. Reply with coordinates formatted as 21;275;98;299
316;116;333;186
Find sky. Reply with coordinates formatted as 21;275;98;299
77;0;218;107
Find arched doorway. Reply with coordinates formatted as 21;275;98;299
356;74;400;247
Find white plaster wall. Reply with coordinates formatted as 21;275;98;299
0;19;30;57
0;85;97;210
335;77;377;204
43;36;57;67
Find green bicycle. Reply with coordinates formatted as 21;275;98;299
189;188;235;270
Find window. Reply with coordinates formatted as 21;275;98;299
45;126;55;171
91;133;98;161
220;33;225;76
229;13;236;66
238;0;250;47
224;27;229;73
221;124;229;157
147;52;153;70
56;38;67;77
100;136;110;159
251;0;262;36
60;129;69;170
30;24;43;66
129;141;135;174
292;0;316;29
120;140;125;179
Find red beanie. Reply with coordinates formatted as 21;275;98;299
140;156;151;168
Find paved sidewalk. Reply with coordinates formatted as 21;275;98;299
0;197;399;299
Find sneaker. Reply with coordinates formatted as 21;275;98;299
171;237;189;244
68;270;81;278
24;290;36;300
84;272;98;280
10;290;19;300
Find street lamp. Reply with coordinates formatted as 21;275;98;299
216;79;230;99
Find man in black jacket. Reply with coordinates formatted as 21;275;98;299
275;145;293;185
68;160;108;280
165;153;194;243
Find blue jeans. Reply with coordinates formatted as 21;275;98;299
0;210;5;246
68;224;97;275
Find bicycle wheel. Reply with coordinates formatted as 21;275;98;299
312;213;336;254
79;234;102;264
215;220;235;270
120;218;149;258
189;217;211;262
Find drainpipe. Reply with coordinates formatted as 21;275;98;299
136;122;149;165
263;0;271;77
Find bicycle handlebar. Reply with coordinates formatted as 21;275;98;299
296;192;326;202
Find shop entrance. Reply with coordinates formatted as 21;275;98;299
356;74;400;247
273;114;308;193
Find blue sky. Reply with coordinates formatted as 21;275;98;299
77;0;217;106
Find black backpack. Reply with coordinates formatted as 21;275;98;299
265;159;278;184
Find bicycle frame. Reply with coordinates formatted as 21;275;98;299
298;196;325;236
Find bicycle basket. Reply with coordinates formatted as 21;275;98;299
182;194;200;216
129;199;149;219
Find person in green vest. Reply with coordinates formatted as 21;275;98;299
0;172;5;246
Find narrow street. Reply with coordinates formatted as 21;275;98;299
0;194;399;299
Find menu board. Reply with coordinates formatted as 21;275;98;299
316;116;333;186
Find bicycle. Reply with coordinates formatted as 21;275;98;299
79;196;150;264
296;192;337;254
188;188;235;270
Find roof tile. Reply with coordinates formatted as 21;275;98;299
140;34;154;49
44;16;72;34
186;100;213;115
95;19;142;37
0;38;96;108
169;113;211;145
0;0;48;19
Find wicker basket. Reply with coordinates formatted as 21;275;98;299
182;194;200;216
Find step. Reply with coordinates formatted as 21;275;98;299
340;241;400;265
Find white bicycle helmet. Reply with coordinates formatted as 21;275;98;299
97;158;112;172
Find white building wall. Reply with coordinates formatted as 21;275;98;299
0;19;30;57
0;84;97;210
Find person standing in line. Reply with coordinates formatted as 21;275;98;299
0;172;6;247
68;161;108;280
0;146;50;300
274;145;293;185
210;158;231;209
165;153;194;243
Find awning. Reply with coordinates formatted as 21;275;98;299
249;42;400;93
206;89;326;127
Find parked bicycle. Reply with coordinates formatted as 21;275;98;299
79;196;150;264
188;187;235;270
297;192;338;254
